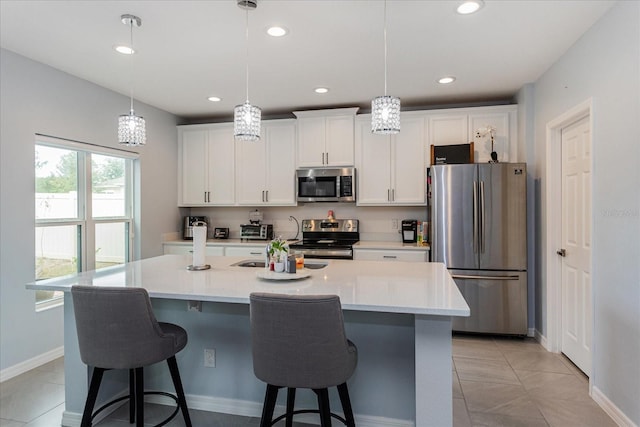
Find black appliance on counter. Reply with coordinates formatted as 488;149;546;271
288;219;359;260
402;220;418;243
183;216;208;240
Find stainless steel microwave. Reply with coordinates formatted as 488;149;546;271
296;167;356;203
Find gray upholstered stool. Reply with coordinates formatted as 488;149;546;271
71;285;192;427
250;292;357;427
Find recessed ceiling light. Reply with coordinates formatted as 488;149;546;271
456;0;484;15
114;45;135;55
314;87;329;94
266;26;288;37
438;76;456;84
207;96;222;102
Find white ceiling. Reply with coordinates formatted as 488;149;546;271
0;0;615;121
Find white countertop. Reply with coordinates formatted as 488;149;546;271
27;255;468;316
164;239;430;251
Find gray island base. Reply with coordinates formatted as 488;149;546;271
28;255;469;426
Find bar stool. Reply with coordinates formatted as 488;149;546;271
250;292;357;427
71;285;192;427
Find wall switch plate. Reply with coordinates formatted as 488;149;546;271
392;219;399;230
204;349;215;367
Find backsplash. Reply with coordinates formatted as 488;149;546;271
183;205;426;242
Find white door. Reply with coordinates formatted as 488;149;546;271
180;129;209;205
560;115;592;376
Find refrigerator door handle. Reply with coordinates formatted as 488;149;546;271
473;181;478;253
480;180;485;253
451;274;521;281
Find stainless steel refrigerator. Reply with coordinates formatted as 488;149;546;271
430;163;527;335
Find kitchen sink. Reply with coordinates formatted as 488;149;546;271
230;259;328;269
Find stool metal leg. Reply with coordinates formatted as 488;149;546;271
80;367;104;427
285;388;296;427
167;356;193;427
260;384;279;427
314;388;332;427
337;383;356;427
129;369;135;423
134;367;144;427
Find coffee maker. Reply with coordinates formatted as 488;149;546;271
402;220;418;243
183;216;208;240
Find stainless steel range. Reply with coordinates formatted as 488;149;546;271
288;219;359;260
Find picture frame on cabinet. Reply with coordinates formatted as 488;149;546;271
430;142;474;165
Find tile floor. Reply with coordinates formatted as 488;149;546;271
0;336;617;427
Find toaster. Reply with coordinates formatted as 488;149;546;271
240;224;273;241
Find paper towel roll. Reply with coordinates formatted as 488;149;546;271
192;223;207;267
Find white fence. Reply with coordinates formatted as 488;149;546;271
35;193;126;263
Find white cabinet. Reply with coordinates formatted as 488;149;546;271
163;243;224;256
178;124;235;206
354;249;427;262
355;113;427;206
224;246;266;257
236;119;297;206
294;108;358;167
427;105;517;164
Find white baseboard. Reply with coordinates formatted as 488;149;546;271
592;386;637;427
148;392;414;427
534;329;550;350
0;346;64;383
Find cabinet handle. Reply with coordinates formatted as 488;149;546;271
322;152;325;164
261;190;265;202
207;191;211;203
265;190;269;202
249;252;262;255
391;189;395;201
387;189;390;201
326;152;329;164
383;255;397;259
204;192;207;203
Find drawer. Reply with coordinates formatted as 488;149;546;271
353;249;427;262
224;246;266;257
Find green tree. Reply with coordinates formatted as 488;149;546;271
35;152;77;193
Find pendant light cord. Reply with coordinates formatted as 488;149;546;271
383;0;388;97
245;7;250;103
129;18;135;113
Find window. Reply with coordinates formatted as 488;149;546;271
35;136;137;309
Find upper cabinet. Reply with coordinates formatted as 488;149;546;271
428;105;518;164
178;123;235;206
355;113;428;206
293;108;359;167
236;119;297;206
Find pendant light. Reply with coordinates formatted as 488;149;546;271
234;0;261;141
117;14;146;146
371;0;400;134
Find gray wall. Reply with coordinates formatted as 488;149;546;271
531;2;639;424
0;49;181;372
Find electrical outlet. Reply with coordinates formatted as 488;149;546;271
187;300;202;312
204;349;215;367
392;219;399;230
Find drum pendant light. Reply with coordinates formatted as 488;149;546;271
371;0;400;134
117;14;146;146
234;1;261;141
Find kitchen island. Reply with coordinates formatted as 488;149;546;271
27;255;469;427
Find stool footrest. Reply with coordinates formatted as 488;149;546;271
271;409;348;426
91;391;180;427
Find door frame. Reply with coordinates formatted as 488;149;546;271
544;98;594;378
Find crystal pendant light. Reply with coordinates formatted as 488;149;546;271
118;14;146;146
371;0;400;134
234;2;261;141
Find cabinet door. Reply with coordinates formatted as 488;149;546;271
297;117;325;167
264;121;296;205
180;129;209;205
236;137;267;205
325;115;355;166
207;125;236;205
391;116;426;205
354;249;427;262
469;112;510;163
428;115;468;159
355;118;392;205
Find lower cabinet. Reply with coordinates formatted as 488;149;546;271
224;246;266;257
353;249;428;262
163;244;224;256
